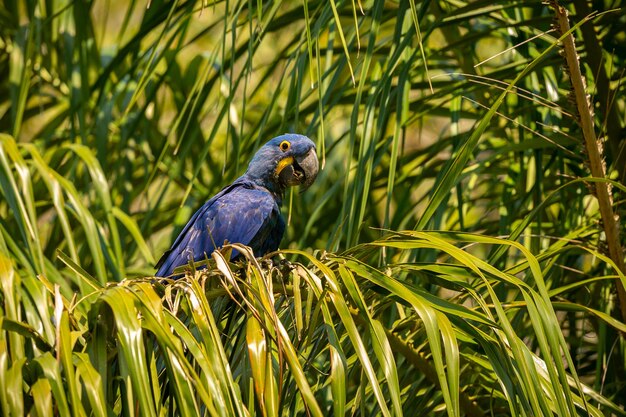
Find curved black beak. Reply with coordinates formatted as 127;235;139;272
294;147;319;190
277;147;319;190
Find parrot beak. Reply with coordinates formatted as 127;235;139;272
294;147;319;190
277;147;319;190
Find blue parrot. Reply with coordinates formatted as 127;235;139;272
155;134;319;277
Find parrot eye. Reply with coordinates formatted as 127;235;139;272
279;140;291;152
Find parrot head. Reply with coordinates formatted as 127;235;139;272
246;134;319;192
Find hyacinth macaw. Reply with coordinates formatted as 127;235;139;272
155;134;319;277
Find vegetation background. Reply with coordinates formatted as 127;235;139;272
0;0;625;416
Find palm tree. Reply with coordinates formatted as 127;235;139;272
0;0;624;415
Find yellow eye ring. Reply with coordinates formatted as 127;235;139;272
279;140;291;152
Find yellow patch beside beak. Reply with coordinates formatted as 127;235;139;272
275;156;295;176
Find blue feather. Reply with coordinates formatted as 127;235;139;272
155;134;316;277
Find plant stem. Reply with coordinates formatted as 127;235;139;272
550;1;626;326
572;0;626;184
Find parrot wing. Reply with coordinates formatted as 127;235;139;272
155;182;283;277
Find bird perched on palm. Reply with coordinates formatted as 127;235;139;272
155;134;319;277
